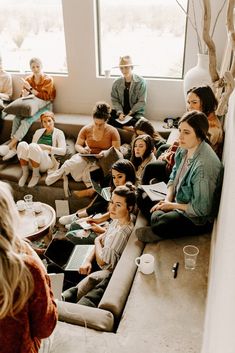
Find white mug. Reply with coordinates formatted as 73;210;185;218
135;254;155;274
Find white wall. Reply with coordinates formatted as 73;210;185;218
13;0;228;120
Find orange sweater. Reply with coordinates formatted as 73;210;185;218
0;256;58;353
26;74;56;101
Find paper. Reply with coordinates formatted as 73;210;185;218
55;200;70;218
116;115;134;125
140;182;167;201
78;153;99;157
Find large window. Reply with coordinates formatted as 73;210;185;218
97;0;188;79
0;0;67;73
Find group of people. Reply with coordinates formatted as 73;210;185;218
0;53;224;352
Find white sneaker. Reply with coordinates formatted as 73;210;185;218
59;213;78;225
0;145;9;156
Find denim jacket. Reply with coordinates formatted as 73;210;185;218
168;141;223;225
111;73;147;116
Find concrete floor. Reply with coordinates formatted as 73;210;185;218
48;233;210;353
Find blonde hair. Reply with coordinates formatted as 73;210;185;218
0;182;34;318
29;57;42;68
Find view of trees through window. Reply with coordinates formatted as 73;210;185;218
97;0;188;78
0;0;67;73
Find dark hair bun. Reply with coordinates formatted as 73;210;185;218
125;182;136;192
93;101;111;121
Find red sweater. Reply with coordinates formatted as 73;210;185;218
0;256;58;353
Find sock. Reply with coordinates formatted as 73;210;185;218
28;167;41;188
18;165;29;187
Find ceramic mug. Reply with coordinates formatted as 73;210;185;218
135;254;155;274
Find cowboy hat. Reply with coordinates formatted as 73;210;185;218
113;55;137;68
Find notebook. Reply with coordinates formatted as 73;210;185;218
44;238;95;271
140;182;167;201
91;179;111;201
48;273;64;300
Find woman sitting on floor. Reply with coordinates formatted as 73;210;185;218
47;183;136;293
130;134;156;185
59;159;136;229
17;111;66;187
120;117;165;159
136;110;223;243
45;101;120;192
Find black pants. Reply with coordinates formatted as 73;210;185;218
137;160;170;220
108;109;139;128
151;210;213;239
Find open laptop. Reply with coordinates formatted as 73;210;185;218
44;237;95;271
91;179;111;201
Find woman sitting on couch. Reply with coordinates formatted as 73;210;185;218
17;111;66;187
0;57;56;161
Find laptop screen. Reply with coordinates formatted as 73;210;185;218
44;238;75;269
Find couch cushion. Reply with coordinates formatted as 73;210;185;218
57;301;114;331
98;212;147;319
3;96;51;118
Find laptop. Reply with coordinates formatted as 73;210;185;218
44;237;95;271
91;179;111;201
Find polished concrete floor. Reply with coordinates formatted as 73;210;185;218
48;233;210;353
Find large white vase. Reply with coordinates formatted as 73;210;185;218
183;54;212;100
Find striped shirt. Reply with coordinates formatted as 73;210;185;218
100;219;134;271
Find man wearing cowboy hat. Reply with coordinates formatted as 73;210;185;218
108;55;147;132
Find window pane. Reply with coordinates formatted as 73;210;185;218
0;0;67;73
97;0;188;78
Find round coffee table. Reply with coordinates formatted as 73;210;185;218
18;203;56;242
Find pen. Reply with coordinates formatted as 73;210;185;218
172;262;179;278
150;189;166;196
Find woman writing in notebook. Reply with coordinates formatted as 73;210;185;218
45;101;120;192
59;159;136;232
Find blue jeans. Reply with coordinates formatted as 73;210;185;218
11;104;52;141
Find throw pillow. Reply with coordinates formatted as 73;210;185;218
3;96;51;118
98;146;123;176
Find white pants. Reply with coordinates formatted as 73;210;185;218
17;141;54;173
45;153;99;187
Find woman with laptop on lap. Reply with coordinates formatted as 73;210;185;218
47;183;136;294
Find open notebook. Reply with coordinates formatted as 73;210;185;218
45;238;94;271
140;182;167;201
